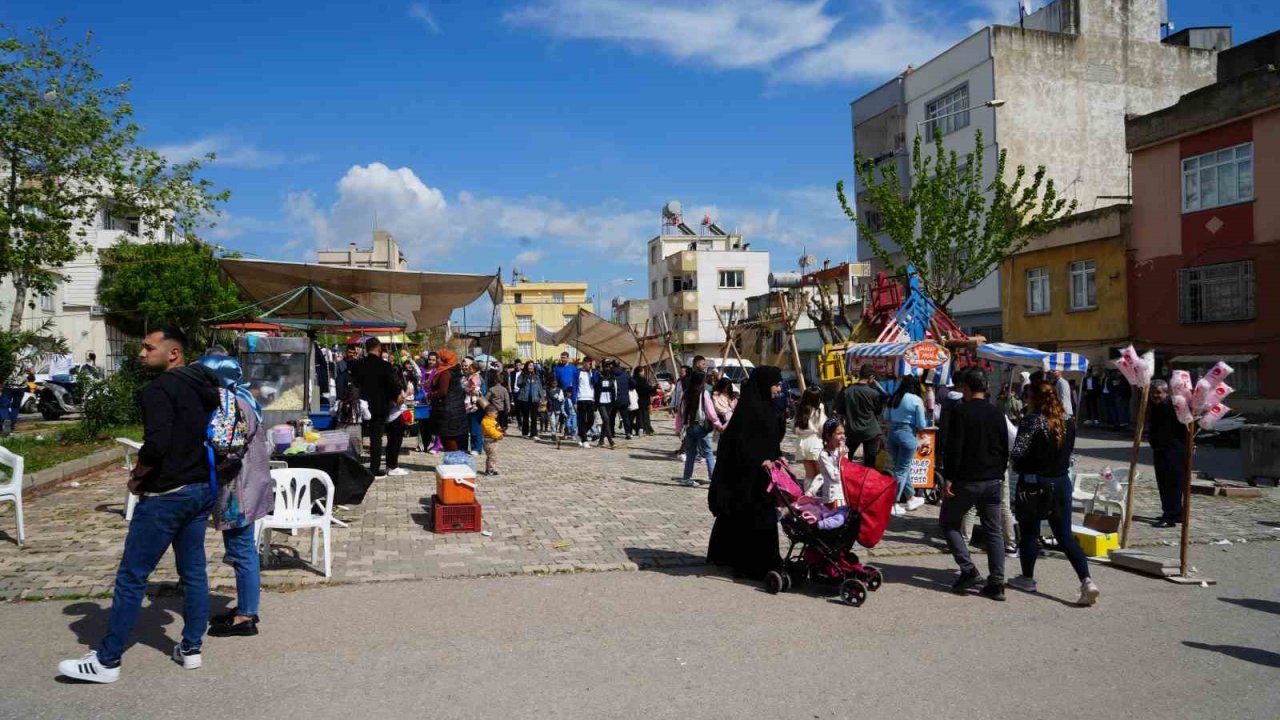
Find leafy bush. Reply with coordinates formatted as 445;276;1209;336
77;351;149;434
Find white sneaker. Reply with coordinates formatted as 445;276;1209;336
579;441;588;448
1007;575;1038;593
1077;578;1100;606
470;451;481;457
905;496;926;512
891;504;904;516
172;644;202;669
677;454;686;462
387;468;410;477
58;651;120;683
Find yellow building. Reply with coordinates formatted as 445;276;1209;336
1001;205;1131;366
499;281;592;360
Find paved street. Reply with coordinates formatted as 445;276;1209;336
0;419;1276;599
1;540;1277;719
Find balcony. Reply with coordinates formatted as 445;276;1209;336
666;250;697;274
667;290;698;313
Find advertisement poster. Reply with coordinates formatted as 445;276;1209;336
910;428;936;490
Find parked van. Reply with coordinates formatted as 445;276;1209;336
705;358;755;392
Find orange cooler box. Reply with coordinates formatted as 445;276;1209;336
436;464;478;505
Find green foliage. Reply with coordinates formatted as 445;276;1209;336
76;349;148;434
0;22;229;332
0;322;68;386
97;239;242;349
838;129;1077;310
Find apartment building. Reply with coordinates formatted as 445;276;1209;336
646;203;769;361
499;281;592;360
850;0;1223;340
316;230;408;270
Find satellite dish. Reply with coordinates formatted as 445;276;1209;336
799;254;817;268
662;201;683;220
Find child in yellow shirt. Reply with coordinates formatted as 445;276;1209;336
480;405;503;476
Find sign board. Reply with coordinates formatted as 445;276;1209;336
910;428;937;490
903;342;949;370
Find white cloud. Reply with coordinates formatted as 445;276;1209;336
507;0;1019;84
513;250;545;266
503;0;838;70
408;2;442;33
154;135;292;169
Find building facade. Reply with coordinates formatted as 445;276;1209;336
498;281;592;360
611;298;650;332
0;202;169;372
316;230;408;270
850;0;1222;339
645;205;770;361
1125;33;1280;413
1001;204;1131;366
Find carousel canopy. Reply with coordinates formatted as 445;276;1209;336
976;342;1089;372
218;258;503;332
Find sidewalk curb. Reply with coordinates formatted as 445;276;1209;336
22;448;122;494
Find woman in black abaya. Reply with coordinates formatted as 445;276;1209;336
707;365;785;580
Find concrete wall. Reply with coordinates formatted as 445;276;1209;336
499;282;591;359
693;250;770;346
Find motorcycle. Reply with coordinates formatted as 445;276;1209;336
20;388;38;415
38;374;83;420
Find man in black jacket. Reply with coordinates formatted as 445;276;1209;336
834;364;888;467
940;368;1009;601
60;328;222;683
349;337;404;478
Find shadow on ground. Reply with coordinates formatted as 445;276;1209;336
1183;641;1280;668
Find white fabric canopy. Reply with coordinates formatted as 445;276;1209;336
219;258;502;332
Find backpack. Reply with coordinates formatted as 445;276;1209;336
206;388;250;486
333;378;363;425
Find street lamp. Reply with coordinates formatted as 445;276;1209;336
915;99;1005;136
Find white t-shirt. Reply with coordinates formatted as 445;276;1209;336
578;370;593;401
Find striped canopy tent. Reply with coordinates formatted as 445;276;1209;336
974;342;1090;372
844;341;954;386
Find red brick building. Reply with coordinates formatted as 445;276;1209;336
1125;32;1280;414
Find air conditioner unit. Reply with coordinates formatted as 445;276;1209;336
90;305;106;316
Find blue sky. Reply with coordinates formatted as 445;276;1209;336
8;0;1278;326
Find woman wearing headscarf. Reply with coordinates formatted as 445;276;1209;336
707;365;785;580
196;352;273;637
430;350;468;451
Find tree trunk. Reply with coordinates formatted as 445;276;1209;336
8;272;29;333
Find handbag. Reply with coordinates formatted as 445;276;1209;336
1015;475;1057;521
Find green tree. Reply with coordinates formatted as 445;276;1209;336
97;239;243;350
0;321;67;391
0;22;229;332
837;129;1077;310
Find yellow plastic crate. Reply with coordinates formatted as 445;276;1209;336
1072;526;1119;558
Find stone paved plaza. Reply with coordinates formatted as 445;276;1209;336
1;418;1277;600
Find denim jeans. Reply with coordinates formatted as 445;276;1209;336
561;397;578;435
886;425;918;502
682;424;715;481
468;411;484;453
0;387;21;430
1016;473;1091;581
939;478;1005;584
98;482;214;665
222;523;260;616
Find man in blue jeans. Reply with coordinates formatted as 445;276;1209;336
59;328;222;683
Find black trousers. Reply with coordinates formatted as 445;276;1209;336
517;400;538;436
1153;444;1187;521
597;404;616;442
366;418;386;475
384;419;405;471
614;403;633;437
633;402;654;434
577;401;597;442
939;478;1005;584
847;435;883;468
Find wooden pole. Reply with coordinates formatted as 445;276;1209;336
1179;422;1196;577
661;312;680;378
717;302;735;370
1119;383;1151;549
779;293;806;392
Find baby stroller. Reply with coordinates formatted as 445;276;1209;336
764;458;897;606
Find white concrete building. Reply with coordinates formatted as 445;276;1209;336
646;203;770;360
316;229;408;270
0;203;173;371
850;0;1223;339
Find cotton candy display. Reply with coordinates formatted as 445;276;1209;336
1114;346;1144;386
1137;351;1156;387
1172;395;1193;424
1170;370;1193;397
1203;361;1233;387
1198;403;1230;431
1193;379;1234;412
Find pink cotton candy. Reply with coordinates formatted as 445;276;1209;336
1137;351;1156;387
1172;395;1193;424
1114;346;1142;385
1170;370;1193;399
1203;361;1234;387
1192;378;1215;413
1198;403;1230;431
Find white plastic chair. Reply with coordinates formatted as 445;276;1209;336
1071;471;1101;511
0;446;25;546
116;438;143;521
256;468;334;578
1086;469;1136;520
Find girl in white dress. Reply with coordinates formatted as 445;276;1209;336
792;388;826;484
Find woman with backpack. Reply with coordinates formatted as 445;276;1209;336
196;353;273;637
674;371;725;486
514;360;544;438
429;350;468;451
1006;377;1101;606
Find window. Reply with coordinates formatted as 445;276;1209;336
516;315;533;333
513;292;523;304
651;280;658;299
718;270;744;289
1026;268;1050;314
718;307;743;327
650;245;658;264
1179;261;1255;323
516;342;533;358
864;209;884;232
551;293;565;304
1182;143;1253;212
662;277;669;295
1069;260;1096;310
925;84;969;138
40;293;55;313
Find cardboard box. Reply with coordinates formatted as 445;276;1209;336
1083;512;1121;534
